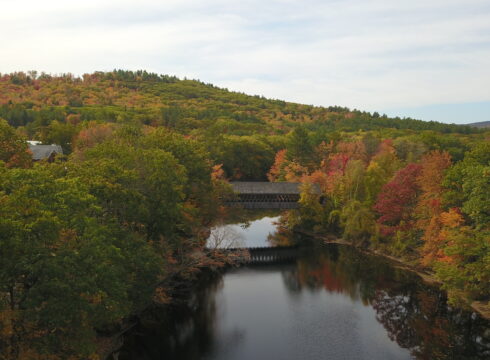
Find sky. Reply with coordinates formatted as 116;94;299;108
1;0;489;124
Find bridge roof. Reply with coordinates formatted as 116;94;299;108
230;182;321;195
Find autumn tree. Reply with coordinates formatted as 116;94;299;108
374;163;422;237
433;209;490;304
0;119;31;168
72;122;116;154
267;149;288;181
416;151;452;265
364;139;400;205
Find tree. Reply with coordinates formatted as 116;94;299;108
364;141;400;205
443;142;490;227
416;151;452;265
336;140;367;163
417;151;451;198
207;224;245;249
287;126;314;165
341;200;375;246
72;122;115;154
433;209;490;304
140;128;212;199
267;149;288;181
374;163;422;237
460;165;490;228
0;165;155;358
288;182;326;232
343;160;366;202
361;132;380;159
76;142;188;243
0;119;31;168
393;138;427;163
209;135;275;180
37;120;78;153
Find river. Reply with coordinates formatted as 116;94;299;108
117;213;490;359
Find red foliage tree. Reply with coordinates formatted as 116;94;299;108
325;153;350;176
73;122;115;153
374;163;422;236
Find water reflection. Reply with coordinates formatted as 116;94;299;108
283;246;490;359
207;214;281;248
119;217;490;360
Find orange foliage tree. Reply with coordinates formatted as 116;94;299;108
267;149;288;181
72;122;116;154
416;151;452;265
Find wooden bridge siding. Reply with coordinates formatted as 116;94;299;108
227;202;299;209
229;182;308;195
226;192;301;209
226;182;321;209
237;193;300;202
248;247;298;263
223;246;299;263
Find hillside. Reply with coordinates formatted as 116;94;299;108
468;121;490;128
0;70;487;182
1;70;489;359
0;70;479;137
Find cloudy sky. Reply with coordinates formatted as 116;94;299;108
1;0;489;124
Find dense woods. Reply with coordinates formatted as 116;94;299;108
0;70;488;359
0;123;230;359
277;131;489;308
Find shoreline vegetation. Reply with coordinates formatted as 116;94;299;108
0;70;488;359
95;247;240;360
299;230;490;320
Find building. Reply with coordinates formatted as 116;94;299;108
28;142;64;162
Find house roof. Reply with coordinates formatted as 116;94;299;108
230;182;321;195
28;144;63;160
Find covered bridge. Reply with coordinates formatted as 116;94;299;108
228;182;321;209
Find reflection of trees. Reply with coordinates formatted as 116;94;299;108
267;212;303;247
373;287;490;359
281;245;397;303
214;209;282;228
282;245;490;359
207;223;245;249
267;224;295;247
118;273;230;360
120;243;490;360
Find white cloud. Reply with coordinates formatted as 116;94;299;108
0;0;489;114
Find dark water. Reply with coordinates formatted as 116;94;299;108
118;217;490;360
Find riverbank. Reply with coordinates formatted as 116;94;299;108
365;246;490;320
112;225;490;360
96;249;241;360
98;225;489;359
296;229;490;320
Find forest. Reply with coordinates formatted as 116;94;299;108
0;70;488;359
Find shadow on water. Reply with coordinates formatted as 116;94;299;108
117;244;490;360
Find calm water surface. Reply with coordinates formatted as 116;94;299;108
118;215;490;360
206;215;280;248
